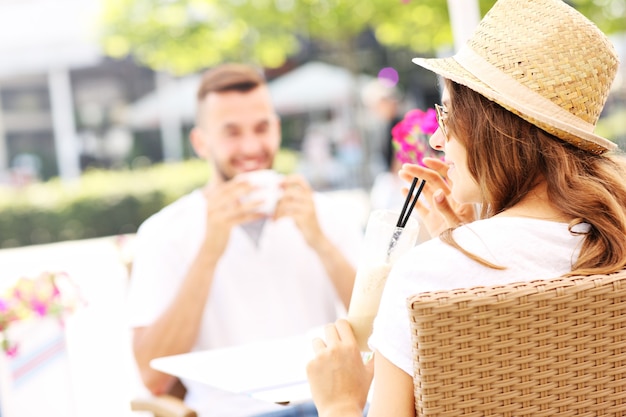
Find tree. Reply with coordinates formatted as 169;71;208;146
99;0;625;75
99;0;452;75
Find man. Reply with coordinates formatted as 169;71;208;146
126;63;363;416
361;79;403;172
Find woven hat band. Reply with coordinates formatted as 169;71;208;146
454;47;596;134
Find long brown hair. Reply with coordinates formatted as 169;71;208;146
442;79;626;276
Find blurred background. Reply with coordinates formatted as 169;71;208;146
0;0;624;247
0;0;624;416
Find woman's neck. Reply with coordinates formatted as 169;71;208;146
496;182;571;223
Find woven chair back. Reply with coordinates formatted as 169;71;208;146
408;270;626;416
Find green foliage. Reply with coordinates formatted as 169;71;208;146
570;0;626;34
99;0;625;75
101;0;302;74
99;0;454;74
596;106;626;144
0;159;207;248
0;151;298;248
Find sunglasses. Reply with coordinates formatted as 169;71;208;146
434;104;449;139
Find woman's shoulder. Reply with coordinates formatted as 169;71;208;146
453;217;577;259
453;216;572;242
389;216;581;292
459;215;568;230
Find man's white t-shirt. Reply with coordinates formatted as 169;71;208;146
369;217;587;376
126;189;363;414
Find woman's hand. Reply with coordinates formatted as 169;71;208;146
399;158;477;237
306;319;374;417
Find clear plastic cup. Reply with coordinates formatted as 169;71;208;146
347;209;420;351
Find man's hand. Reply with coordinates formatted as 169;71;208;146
399;158;477;237
202;180;265;259
274;174;323;248
307;319;373;417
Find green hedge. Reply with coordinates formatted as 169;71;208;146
0;152;298;248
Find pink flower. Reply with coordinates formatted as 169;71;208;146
0;272;80;356
391;120;411;143
5;343;18;358
420;108;439;135
391;107;442;166
31;300;48;316
403;109;425;127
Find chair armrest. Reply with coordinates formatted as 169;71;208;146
131;394;197;417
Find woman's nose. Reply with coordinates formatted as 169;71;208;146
429;128;445;151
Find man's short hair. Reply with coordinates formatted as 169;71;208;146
196;63;266;102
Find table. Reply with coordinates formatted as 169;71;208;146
150;333;317;405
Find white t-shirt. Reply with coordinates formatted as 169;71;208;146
369;217;587;376
126;189;363;414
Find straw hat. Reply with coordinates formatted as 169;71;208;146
413;0;620;154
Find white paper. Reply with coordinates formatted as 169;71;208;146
150;334;314;404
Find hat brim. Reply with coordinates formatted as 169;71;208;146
413;56;617;154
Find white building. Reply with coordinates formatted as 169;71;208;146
0;0;156;182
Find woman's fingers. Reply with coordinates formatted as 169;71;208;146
334;319;356;343
422;157;450;179
413;199;430;220
397;161;478;234
432;189;462;228
312;320;358;354
323;323;341;346
399;163;450;195
311;337;327;353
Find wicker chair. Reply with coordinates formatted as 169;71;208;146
407;269;626;416
131;378;197;417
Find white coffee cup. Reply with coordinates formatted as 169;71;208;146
235;170;284;215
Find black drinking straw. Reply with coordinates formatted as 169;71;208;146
396;177;426;228
396;178;417;227
388;177;426;258
402;179;426;227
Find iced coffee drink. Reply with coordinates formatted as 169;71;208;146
347;209;419;351
347;263;393;351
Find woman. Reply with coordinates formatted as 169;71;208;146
305;0;626;416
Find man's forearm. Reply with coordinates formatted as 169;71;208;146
133;248;218;394
311;236;356;309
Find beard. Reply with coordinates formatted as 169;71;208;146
213;159;234;182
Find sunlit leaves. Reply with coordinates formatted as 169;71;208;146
99;0;624;75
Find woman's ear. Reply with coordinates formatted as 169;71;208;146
189;127;210;159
